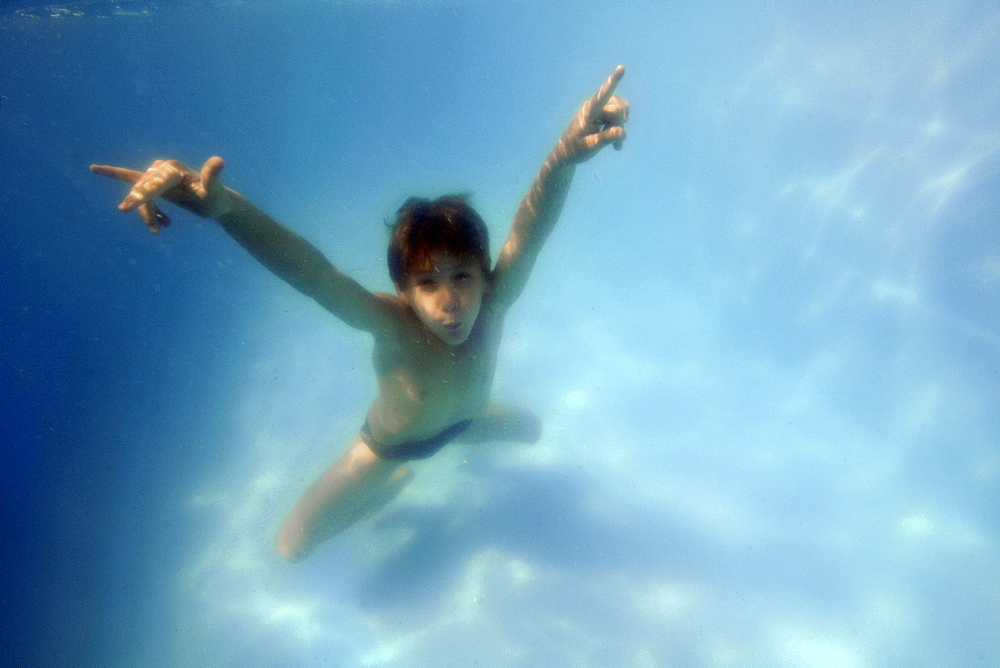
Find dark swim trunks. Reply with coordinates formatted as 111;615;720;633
361;419;473;461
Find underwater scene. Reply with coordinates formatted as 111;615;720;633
2;1;998;665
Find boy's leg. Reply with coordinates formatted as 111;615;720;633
275;436;412;562
459;403;542;445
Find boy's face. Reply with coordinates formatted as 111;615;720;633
399;250;486;346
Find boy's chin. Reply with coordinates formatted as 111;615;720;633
435;327;469;345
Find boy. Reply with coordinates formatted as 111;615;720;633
91;66;629;562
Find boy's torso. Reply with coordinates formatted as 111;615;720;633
365;295;504;445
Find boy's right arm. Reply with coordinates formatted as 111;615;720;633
490;67;628;310
90;157;399;334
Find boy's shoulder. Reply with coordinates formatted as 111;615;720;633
370;291;410;326
372;291;404;307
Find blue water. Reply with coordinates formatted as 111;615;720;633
2;1;998;665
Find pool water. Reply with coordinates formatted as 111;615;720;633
2;1;998;665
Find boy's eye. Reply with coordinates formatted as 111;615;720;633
414;277;437;289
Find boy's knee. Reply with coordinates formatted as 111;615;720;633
275;525;308;563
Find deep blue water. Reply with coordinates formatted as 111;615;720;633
2;1;998;665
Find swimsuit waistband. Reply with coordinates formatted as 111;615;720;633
361;419;473;461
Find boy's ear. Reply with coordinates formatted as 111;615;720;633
396;283;410;304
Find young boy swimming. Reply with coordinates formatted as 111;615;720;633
91;66;629;562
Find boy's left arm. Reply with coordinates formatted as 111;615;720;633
491;66;629;309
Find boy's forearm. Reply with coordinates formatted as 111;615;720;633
511;152;577;246
511;66;626;242
214;189;335;296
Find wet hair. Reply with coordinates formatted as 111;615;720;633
387;194;491;288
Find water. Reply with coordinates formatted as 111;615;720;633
2;1;998;665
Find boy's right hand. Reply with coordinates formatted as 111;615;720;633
89;156;232;233
551;66;629;166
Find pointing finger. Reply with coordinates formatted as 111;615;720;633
589;65;625;118
90;164;144;184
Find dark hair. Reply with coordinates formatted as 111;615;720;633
387;194;491;288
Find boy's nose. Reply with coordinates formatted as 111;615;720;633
441;287;459;312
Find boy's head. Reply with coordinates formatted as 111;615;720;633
387;195;491;290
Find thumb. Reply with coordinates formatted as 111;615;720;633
199;156;226;198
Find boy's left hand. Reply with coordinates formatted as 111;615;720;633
90;157;231;233
553;65;630;165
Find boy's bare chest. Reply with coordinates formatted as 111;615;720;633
372;319;501;430
386;336;496;404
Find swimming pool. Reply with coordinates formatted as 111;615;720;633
2;1;998;664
